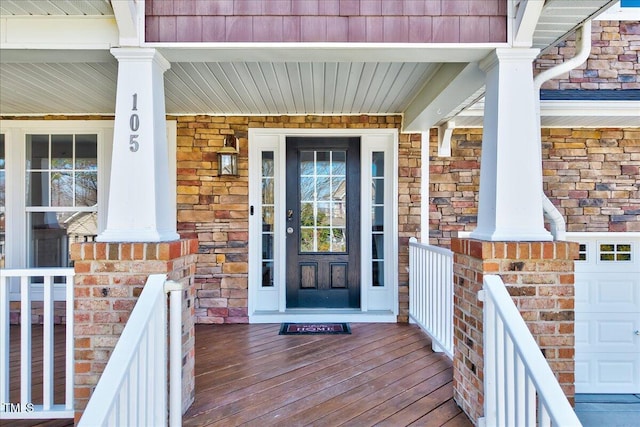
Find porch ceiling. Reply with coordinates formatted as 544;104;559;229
0;0;621;129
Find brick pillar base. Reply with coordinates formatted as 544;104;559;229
71;239;198;421
451;238;579;424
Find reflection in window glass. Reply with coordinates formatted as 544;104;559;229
0;134;4;268
261;152;275;286
26;133;98;268
372;152;384;286
299;150;347;253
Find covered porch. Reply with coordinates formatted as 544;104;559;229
7;322;471;426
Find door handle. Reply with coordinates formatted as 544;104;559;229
287;209;294;221
635;330;640;336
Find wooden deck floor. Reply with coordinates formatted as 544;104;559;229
4;325;73;427
5;323;471;427
184;323;471;427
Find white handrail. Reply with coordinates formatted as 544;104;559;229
78;274;184;427
0;268;75;420
408;237;454;358
480;275;582;427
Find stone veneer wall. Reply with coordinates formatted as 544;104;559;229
451;238;579;423
174;115;421;324
430;128;640;247
70;239;198;419
535;20;640;90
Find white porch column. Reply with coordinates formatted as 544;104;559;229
470;48;552;241
98;48;179;242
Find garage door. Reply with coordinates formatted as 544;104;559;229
572;232;640;393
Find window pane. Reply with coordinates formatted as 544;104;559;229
372;261;384;287
27;134;49;170
372;234;384;259
261;151;275;287
75;134;97;170
261;261;274;287
300;151;314;175
332;151;346;175
371;152;385;287
28;211;97;268
262;151;274;177
27;171;49;206
372;152;384;177
299;149;348;254
51;135;73;169
51;171;73;207
317;202;330;226
76;172;98;206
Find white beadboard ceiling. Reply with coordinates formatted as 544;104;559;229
0;0;625;128
0;0;113;16
534;0;619;50
164;61;438;115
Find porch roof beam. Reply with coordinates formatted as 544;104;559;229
110;0;141;46
0;15;118;50
402;62;485;133
512;0;545;47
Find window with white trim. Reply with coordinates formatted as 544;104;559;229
371;151;385;286
261;151;275;287
26;133;98;268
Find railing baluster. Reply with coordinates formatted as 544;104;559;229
515;354;526;427
526;375;536;427
65;272;74;412
0;274;9;405
43;275;54;410
20;275;32;406
169;283;183;427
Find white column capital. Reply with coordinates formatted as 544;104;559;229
479;47;540;72
110;47;171;72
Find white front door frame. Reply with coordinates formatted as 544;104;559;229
248;128;399;323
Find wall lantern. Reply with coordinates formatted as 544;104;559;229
218;135;239;176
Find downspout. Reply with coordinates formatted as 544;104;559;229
533;20;592;241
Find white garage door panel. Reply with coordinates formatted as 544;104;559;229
575;353;640;393
575;313;639;353
571;232;640;394
575;273;640;313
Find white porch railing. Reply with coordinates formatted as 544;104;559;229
78;274;184;427
0;268;75;420
408;237;454;358
480;275;582;427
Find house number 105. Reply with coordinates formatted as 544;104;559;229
129;93;140;152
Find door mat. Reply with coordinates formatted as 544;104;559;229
279;323;351;335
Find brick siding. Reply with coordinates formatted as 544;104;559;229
70;239;198;418
452;238;579;422
536;20;640;90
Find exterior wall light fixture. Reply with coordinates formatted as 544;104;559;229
218;135;239;176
